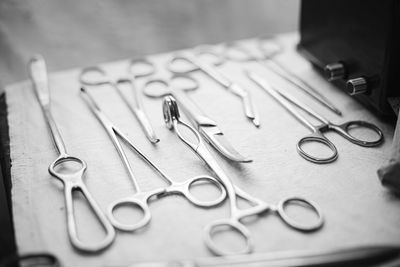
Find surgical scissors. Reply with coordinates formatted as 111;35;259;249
143;74;251;163
79;58;159;143
28;55;115;252
163;96;324;256
223;35;343;116
80;87;226;232
247;71;384;164
167;49;260;127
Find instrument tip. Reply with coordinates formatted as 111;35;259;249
242;158;253;163
252;117;261;128
150;138;160;144
334;109;343;116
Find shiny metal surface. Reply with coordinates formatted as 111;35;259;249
223;36;343;116
79;59;159;143
163;96;324;256
80;88;227;232
248;71;384;164
28;55;116;253
143;74;251;163
167;51;260;127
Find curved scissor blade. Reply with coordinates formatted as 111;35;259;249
199;126;252;163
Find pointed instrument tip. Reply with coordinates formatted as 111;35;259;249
229;155;253;163
240;158;253;163
252;117;261;128
149;137;160;144
334;109;343;116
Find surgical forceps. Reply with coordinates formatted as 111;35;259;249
163;96;324;256
223;36;343;116
167;49;260;127
80;59;159;143
80;87;226;232
28;55;115;252
143;74;251;163
248;71;384;164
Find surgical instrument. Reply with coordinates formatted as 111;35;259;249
80;87;227;232
28;55;115;252
167;50;260;127
127;245;400;267
80;59;159;143
163;96;324;256
223;36;343;116
143;74;251;163
247;71;384;164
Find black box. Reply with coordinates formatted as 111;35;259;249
298;0;400;116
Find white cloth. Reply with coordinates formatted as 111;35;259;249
7;33;400;266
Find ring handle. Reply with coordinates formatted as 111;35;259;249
143;79;171;98
194;45;225;66
48;155;87;181
183;175;226;207
79;66;111;86
276;197;324;232
204;219;253;256
167;54;199;74
129;58;156;78
106;197;152;232
297;133;338;164
332;120;384;147
169;74;200;92
63;181;116;252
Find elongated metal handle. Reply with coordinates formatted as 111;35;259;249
29;55;50;107
193;56;232;88
116;78;160;144
64;181;115;252
247;71;317;132
29;55;67;156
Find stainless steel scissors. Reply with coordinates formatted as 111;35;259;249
223;35;343;116
143;74;251;163
163;96;324;256
167;49;260;127
248;71;384;164
28;55;115;252
80;87;227;232
79;58;159;143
